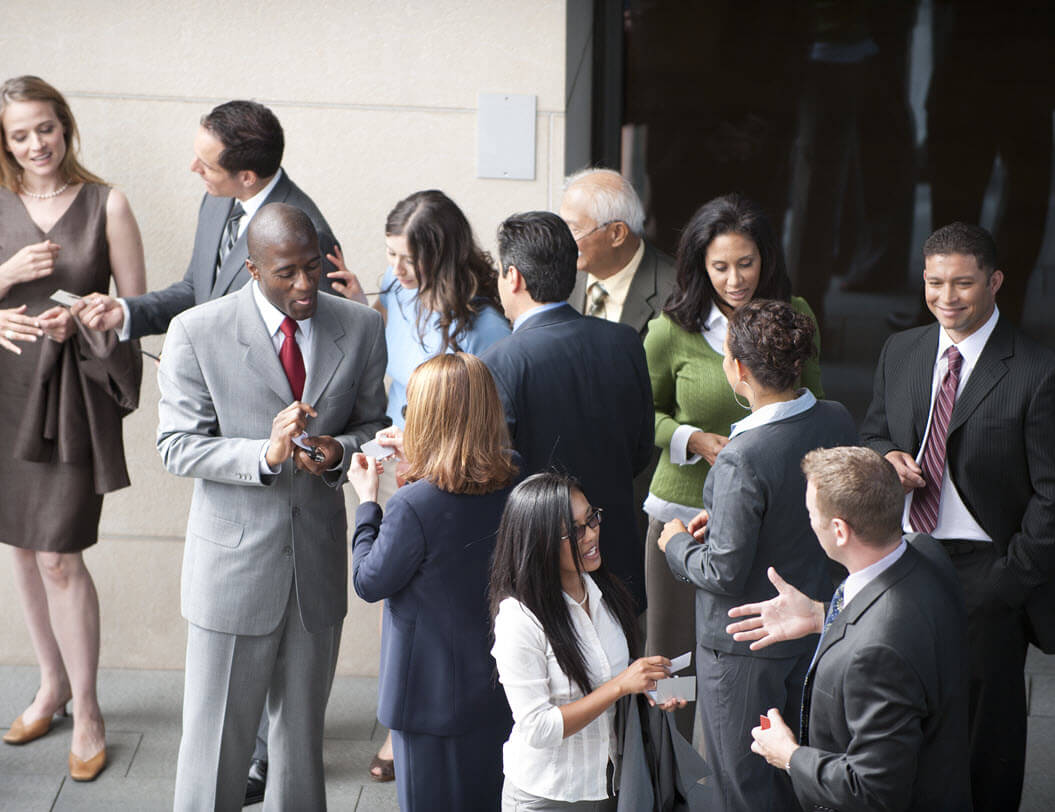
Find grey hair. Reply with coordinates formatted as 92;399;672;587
563;168;645;237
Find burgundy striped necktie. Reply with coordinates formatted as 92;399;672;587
909;346;963;533
279;316;306;401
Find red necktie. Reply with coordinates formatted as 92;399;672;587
909;345;963;533
279;316;306;401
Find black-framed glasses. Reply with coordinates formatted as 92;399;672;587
562;507;603;542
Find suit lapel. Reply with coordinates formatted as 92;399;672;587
198;198;230;299
947;317;1012;435
908;326;940;446
235;285;294;403
620;247;656;335
569;272;587;314
301;297;346;407
212;175;294;297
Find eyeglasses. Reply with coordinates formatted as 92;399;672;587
570;221;615;242
562;507;603;542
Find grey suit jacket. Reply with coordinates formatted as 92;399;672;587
156;285;388;635
568;241;676;337
126;171;339;339
665;400;858;658
790;538;971;812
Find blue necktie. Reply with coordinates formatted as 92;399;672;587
800;581;846;743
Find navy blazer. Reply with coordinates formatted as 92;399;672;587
351;467;518;736
482;304;655;610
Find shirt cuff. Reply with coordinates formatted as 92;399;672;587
259;442;281;475
671;424;704;465
116;298;132;341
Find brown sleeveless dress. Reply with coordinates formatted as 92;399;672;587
0;183;141;552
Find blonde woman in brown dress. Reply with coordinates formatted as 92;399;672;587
0;76;146;781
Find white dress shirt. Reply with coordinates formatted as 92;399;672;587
491;573;629;802
116;170;285;340
903;306;999;541
251;281;316;475
843;539;907;606
585;239;645;323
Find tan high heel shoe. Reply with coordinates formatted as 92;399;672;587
69;747;107;781
3;699;70;745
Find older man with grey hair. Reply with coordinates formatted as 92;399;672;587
560;168;675;338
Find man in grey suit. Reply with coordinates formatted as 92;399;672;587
561;168;675;337
75;99;346;340
730;446;970;812
157;203;388;811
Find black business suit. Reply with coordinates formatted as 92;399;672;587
860;314;1055;809
791;537;971;812
125;171;338;339
482;304;655;611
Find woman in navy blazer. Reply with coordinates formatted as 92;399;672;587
349;352;519;812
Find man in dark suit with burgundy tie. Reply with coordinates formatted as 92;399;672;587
859;222;1055;810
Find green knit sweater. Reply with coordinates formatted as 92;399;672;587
644;296;824;508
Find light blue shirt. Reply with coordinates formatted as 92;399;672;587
379;267;511;427
512;301;566;332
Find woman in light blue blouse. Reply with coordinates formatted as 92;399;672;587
327;189;510;780
330;189;510;428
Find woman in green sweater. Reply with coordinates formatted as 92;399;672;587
642;194;822;739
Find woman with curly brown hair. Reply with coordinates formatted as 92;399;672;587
656;299;857;812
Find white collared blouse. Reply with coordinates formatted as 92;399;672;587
491;572;629;801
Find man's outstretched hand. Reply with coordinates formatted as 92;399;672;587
726;567;825;650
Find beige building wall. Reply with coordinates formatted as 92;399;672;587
0;0;568;675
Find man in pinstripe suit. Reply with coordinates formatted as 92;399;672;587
860;222;1055;811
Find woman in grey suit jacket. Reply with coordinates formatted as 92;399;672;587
658;300;858;812
348;352;520;812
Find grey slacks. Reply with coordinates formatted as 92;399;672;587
173;584;342;812
643;516;698;740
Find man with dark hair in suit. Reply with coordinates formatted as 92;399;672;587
727;446;970;812
481;211;655;611
74;99;347;341
859;222;1055;810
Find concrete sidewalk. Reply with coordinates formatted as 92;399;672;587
3;650;1055;810
0;666;397;811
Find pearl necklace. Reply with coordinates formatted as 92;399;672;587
21;181;70;200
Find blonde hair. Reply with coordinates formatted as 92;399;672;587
402;353;517;494
801;446;904;547
0;75;105;193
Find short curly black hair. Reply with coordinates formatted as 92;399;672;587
727;299;815;392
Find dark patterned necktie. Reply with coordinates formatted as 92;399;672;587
909;346;963;533
800;581;846;744
587;281;609;318
279;317;305;401
215;202;245;276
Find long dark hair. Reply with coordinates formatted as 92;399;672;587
488;473;639;696
386;190;502;352
664;193;790;332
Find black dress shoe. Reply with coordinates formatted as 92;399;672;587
244;758;267;806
